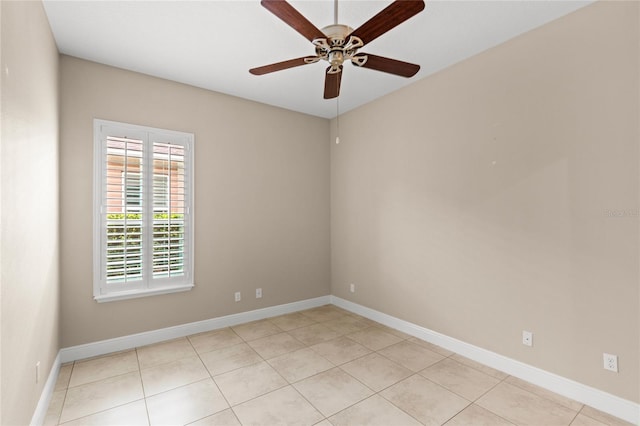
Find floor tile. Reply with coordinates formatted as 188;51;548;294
55;364;74;391
313;421;333;426
232;386;323;426
381;374;470;426
346;326;402;351
69;350;139;388
247;332;305;359
188;408;240;426
43;389;66;426
328;394;422;426
420;358;501;401
571;413;609;426
141;355;209;396
294;368;374;417
322;316;371;334
407;337;455;357
476;382;579;426
59;371;144;423
449;354;509;380
231;319;283;341
444;403;514;426
378;340;444;372
288;324;343;346
136;338;197;369
189;408;241;426
340;352;412;392
214;361;287;406
310;336;371;365
146;379;228;425
268;348;334;383
199;343;262;376
188;328;243;354
300;306;348;323
59;399;149;426
374;324;413;340
505;376;584;411
579;406;635;426
345;315;379;327
268;313;317;331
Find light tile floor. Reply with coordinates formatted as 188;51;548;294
45;305;633;426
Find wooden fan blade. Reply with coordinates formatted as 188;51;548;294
261;0;326;42
324;66;342;99
349;0;425;46
250;57;317;75
354;54;420;77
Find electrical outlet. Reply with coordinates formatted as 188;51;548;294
234;292;241;302
256;288;262;299
522;330;533;347
35;362;40;384
603;353;618;372
350;283;355;293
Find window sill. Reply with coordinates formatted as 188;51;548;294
94;283;194;303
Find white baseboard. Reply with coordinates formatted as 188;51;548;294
60;295;331;363
30;352;61;426
330;296;640;425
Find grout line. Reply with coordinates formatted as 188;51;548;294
567;409;582;426
57;398;148;426
54;365;72;426
376;375;438;426
64;368;141;391
289;379;330;420
503;375;586;413
440;402;474;426
133;348;153;426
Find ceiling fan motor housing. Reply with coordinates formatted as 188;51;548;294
314;24;366;73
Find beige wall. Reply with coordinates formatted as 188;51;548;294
59;56;330;347
0;1;60;424
331;1;639;403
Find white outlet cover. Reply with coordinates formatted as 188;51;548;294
522;330;533;347
256;288;262;298
234;292;241;302
603;353;618;372
350;283;355;293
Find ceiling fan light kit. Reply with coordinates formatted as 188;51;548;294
250;0;425;99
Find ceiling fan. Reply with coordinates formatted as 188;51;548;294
249;0;425;99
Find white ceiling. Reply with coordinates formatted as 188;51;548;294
43;0;594;119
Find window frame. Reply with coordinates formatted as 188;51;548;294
93;119;195;302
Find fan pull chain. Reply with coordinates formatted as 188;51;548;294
335;97;340;144
333;0;340;144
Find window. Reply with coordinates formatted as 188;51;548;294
93;119;194;302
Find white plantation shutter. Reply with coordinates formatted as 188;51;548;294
94;120;194;302
105;136;144;287
151;139;187;280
